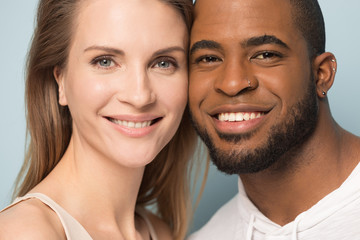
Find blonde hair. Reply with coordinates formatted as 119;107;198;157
13;0;196;239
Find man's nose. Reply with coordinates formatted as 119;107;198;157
214;60;257;96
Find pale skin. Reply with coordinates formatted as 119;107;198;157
0;0;189;239
190;0;360;225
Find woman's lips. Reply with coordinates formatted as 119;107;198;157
104;115;163;137
106;117;162;129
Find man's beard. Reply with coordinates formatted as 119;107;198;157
190;79;319;175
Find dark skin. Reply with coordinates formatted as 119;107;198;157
189;0;360;225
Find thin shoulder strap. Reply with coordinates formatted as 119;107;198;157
136;207;159;240
2;193;92;240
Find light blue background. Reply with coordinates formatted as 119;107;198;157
0;0;359;233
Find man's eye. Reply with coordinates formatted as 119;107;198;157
196;56;221;64
253;52;281;60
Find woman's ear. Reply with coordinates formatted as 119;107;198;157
313;52;337;98
53;66;68;106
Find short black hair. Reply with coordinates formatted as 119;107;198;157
193;0;325;58
289;0;325;58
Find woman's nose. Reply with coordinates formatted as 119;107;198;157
116;68;156;109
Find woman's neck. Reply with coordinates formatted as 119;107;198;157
32;137;146;239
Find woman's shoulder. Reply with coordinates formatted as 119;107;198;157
145;210;173;240
0;198;66;240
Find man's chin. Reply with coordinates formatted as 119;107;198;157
208;147;277;175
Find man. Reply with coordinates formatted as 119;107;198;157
188;0;360;239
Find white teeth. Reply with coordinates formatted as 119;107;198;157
217;112;264;122
244;113;250;121
219;113;229;121
236;112;243;121
128;121;135;128
229;113;236;121
109;118;152;128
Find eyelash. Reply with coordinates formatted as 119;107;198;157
194;55;222;64
193;50;283;64
90;55;117;69
251;51;283;60
90;55;179;73
152;57;178;70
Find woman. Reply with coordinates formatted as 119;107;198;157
0;0;196;239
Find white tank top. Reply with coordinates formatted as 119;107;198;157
1;193;158;240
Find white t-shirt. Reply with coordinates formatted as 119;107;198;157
189;162;360;240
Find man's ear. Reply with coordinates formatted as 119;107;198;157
313;52;337;98
53;66;68;106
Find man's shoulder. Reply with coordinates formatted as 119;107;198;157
188;194;241;240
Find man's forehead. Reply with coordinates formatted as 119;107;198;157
191;0;297;41
193;0;292;22
194;0;244;20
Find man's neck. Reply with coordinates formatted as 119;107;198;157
239;124;359;226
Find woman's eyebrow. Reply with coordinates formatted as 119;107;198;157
152;46;186;57
84;45;125;55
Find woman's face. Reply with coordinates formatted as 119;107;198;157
56;0;188;167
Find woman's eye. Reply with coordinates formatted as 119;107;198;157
152;57;178;72
91;56;116;69
98;58;113;67
156;61;171;68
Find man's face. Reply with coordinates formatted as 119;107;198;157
189;0;319;174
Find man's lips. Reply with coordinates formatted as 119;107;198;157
216;111;265;122
205;104;272;134
209;104;272;122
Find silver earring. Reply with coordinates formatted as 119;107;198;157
322;91;326;96
248;79;251;87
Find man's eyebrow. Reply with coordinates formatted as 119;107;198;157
84;45;125;55
190;40;223;55
242;35;289;49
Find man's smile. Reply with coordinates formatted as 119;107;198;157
217;112;265;122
